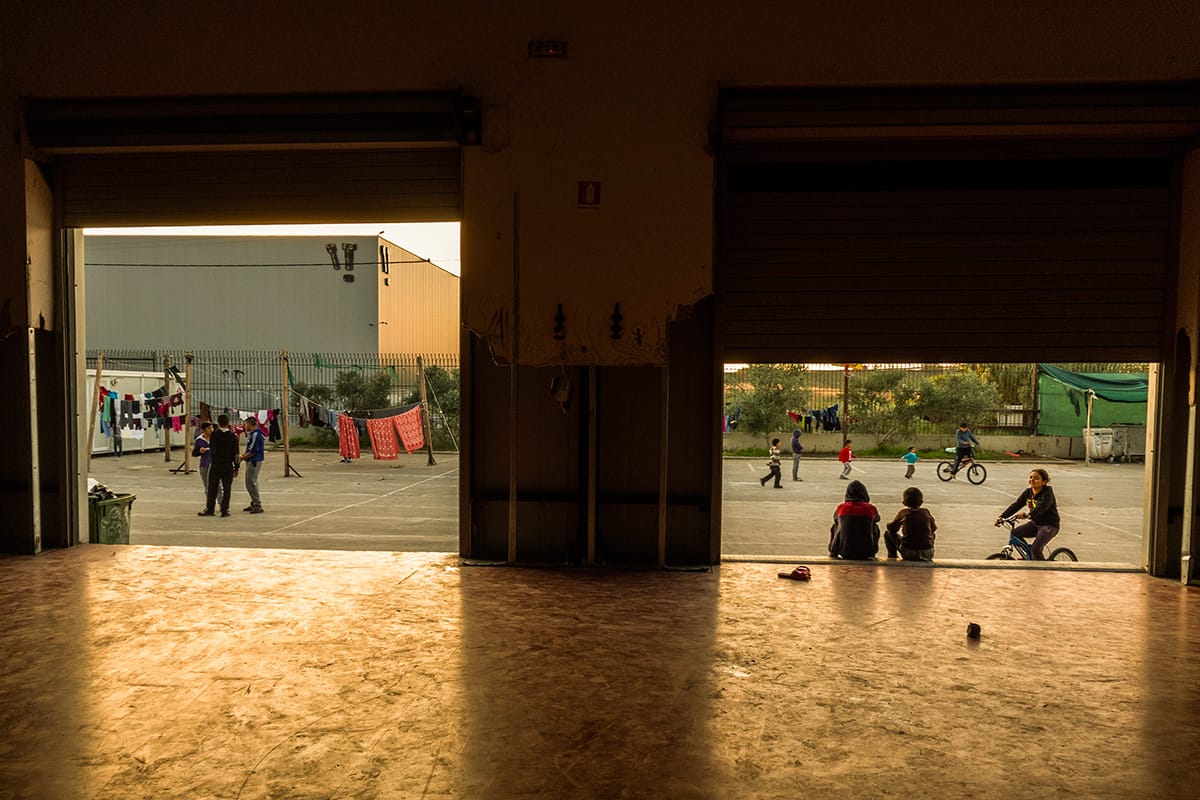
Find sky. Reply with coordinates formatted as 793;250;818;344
84;222;462;275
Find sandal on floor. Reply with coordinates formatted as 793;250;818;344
777;566;811;581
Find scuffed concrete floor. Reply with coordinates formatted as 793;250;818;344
1;546;1197;799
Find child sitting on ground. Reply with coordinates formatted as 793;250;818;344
883;487;937;561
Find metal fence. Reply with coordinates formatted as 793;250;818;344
86;349;459;413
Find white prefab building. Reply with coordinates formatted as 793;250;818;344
84;235;460;354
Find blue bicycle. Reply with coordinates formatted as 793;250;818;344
985;516;1077;562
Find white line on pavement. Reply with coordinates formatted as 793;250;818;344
262;469;459;535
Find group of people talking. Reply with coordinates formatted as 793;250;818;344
829;468;1061;561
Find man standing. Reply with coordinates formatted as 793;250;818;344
241;416;266;514
789;428;804;482
199;414;239;518
951;421;980;477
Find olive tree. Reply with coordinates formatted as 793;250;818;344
724;364;810;437
846;369;923;448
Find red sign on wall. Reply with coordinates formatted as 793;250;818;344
577;181;602;208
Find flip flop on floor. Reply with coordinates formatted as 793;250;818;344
777;566;811;581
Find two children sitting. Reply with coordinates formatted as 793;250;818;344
829;482;936;561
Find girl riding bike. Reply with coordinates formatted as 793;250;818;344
994;468;1060;560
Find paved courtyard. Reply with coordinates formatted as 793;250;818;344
89;449;460;552
722;455;1146;565
90;450;1146;565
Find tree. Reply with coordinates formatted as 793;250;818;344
846;369;923;448
913;370;1003;435
290;370;391;446
334;370;391;417
723;364;810;437
403;366;460;449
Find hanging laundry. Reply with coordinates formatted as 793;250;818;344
198;402;212;424
123;426;145;441
337;413;360;460
268;411;282;443
366;417;400;460
393;405;425;453
171;416;183;433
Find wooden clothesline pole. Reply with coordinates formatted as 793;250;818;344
282;350;301;477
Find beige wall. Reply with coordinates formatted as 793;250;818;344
377;241;460;356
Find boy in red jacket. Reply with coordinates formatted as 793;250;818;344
838;440;853;480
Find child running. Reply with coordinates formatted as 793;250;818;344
760;438;783;489
884;487;937;561
901;446;919;479
838;440;853;479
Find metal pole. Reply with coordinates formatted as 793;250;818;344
417;355;437;467
657;365;670;568
85;352;104;472
508;191;520;564
1085;389;1094;466
183;353;193;473
587;365;597;566
842;365;851;447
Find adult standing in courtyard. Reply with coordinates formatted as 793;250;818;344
241;416;266;514
790;428;804;482
199;414;239;518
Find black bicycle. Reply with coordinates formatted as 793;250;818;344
985;516;1077;562
937;449;987;485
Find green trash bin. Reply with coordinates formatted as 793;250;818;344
88;493;135;545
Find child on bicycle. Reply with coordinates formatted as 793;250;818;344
995;468;1060;560
950;421;980;478
884;487;936;561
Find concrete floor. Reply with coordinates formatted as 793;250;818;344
1;546;1197;799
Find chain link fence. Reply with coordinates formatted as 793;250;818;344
87;349;458;413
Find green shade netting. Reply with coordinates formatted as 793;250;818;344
1036;364;1148;436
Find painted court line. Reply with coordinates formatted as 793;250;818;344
263;469;458;535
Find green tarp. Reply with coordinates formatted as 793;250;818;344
1036;364;1148;436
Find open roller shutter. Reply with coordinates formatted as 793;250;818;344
718;84;1200;364
27;93;476;226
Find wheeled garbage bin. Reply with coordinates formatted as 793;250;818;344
1085;428;1114;461
88;493;135;544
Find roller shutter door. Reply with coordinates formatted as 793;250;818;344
718;85;1200;364
27;93;473;227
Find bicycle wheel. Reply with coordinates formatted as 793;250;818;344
966;463;987;485
937;462;954;481
1048;547;1077;562
985;552;1010;560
